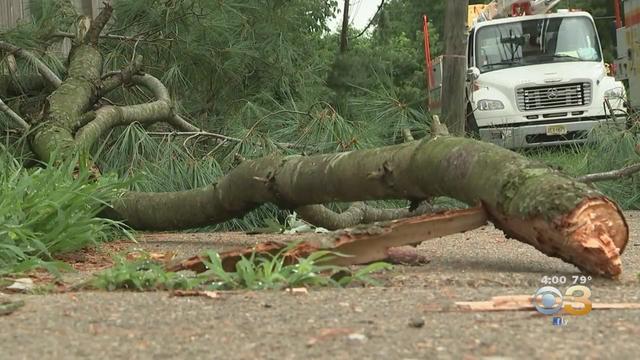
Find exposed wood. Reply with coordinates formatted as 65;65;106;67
168;207;488;273
449;295;640;312
440;0;468;136
491;197;627;277
322;207;488;267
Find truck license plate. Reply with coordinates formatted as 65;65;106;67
546;125;567;136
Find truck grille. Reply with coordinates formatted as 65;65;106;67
516;82;591;111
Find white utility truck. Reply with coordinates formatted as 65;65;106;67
615;0;640;111
428;0;626;148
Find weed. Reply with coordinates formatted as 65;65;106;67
91;247;392;291
91;255;204;291
0;146;129;274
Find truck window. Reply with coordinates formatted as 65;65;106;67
474;15;602;73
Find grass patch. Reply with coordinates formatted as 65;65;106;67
526;124;640;209
0;147;129;275
91;248;392;291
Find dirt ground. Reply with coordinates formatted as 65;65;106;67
1;212;640;360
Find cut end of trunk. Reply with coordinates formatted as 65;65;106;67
561;197;628;276
493;197;628;278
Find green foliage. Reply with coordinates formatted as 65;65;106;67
0;146;128;274
200;246;392;290
583;125;640;209
527;123;640;209
91;247;392;291
99;0;338;122
2;0;628;247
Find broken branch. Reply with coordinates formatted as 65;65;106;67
576;163;640;183
86;3;114;45
295;201;436;230
146;130;242;143
0;41;62;88
0;96;29;130
100;55;144;96
168;207;488;273
51;31;172;43
75;74;201;148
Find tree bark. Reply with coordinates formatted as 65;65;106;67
340;0;350;53
110;136;628;277
441;0;468;136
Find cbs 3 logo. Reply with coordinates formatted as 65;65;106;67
532;285;592;316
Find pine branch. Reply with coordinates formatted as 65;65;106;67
146;131;241;143
0;41;62;88
577;163;640;183
75;74;201;147
51;31;172;43
100;55;144;96
0;96;30;130
296;201;435;230
87;3;114;45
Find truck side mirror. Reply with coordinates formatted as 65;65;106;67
467;67;480;81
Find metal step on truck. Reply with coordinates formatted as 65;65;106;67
426;0;627;149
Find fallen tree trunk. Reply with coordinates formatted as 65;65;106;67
1;6;628;277
112;136;628;277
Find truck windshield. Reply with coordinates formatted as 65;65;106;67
475;16;601;73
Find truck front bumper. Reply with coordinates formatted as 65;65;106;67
478;118;625;149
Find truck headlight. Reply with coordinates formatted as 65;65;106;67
477;99;504;111
604;87;625;100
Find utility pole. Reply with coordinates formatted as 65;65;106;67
441;0;468;136
340;0;350;53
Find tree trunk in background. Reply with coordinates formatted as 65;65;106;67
340;0;350;53
441;0;468;136
109;136;628;277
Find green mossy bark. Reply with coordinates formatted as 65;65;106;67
30;45;102;162
111;137;603;230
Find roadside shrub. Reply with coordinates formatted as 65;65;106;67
0;147;128;274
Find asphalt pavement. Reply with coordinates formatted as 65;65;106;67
1;212;639;360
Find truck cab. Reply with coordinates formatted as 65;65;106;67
465;10;626;148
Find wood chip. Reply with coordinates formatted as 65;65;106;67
6;278;34;293
452;295;640;312
285;287;308;295
171;290;220;299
